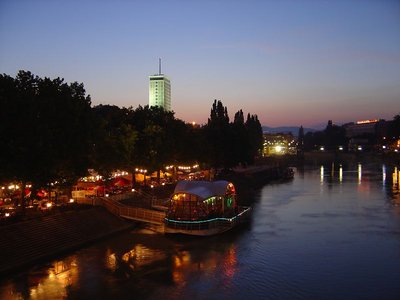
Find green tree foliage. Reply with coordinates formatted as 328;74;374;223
129;106;197;178
91;105;137;177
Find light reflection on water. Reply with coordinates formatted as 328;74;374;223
1;163;400;299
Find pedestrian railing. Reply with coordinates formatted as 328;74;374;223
75;194;166;225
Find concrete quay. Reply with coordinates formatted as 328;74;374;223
0;207;132;275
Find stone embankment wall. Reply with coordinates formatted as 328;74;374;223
0;207;132;275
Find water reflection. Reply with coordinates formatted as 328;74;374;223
0;232;241;299
382;165;386;186
0;257;79;299
320;165;324;184
1;163;400;299
389;166;400;206
311;163;400;207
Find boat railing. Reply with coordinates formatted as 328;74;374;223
165;206;251;232
165;218;232;231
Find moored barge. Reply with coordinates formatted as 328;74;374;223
164;180;251;236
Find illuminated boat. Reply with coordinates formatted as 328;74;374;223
164;180;251;236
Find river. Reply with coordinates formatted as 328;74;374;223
1;163;400;299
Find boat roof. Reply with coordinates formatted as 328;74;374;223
173;180;232;200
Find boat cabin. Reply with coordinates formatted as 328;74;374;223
167;180;237;221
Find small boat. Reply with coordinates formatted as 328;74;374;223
164;180;251;236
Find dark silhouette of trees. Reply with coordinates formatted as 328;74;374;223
1;71;265;198
0;71;92;205
388;113;400;139
324;120;346;150
244;113;263;164
203;100;263;169
205;100;234;168
297;126;304;155
231;109;248;165
91;105;137;177
303;120;347;151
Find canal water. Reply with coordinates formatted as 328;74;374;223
1;163;400;299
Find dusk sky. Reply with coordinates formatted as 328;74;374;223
1;0;399;128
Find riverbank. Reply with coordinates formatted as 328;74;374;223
0;207;133;276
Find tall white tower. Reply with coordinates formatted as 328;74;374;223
149;59;171;111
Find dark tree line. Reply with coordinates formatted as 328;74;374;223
301;120;347;151
0;71;263;195
0;71;92;204
204;100;263;169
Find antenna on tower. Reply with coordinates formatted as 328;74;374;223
159;58;161;75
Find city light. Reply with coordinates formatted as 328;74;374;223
356;119;378;124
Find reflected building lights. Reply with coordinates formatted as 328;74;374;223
106;249;117;271
28;257;78;298
382;165;386;186
320;166;324;184
339;165;343;183
391;167;400;205
358;163;362;184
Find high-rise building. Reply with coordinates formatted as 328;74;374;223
149;59;171;111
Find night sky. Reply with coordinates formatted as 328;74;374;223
1;0;399;127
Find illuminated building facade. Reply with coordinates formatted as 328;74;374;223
344;119;388;151
149;59;171;111
345;119;379;138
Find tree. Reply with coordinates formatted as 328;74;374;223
297;126;304;155
388;113;400;139
0;71;93;207
205;100;235;169
91;105;137;177
244;113;263;164
130;105;192;183
324;120;346;151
